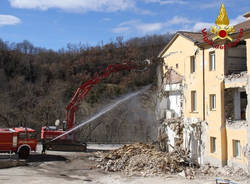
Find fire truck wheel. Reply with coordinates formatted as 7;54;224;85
18;147;30;159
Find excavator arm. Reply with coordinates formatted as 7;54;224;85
65;62;138;130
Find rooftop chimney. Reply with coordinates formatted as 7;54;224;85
243;12;250;20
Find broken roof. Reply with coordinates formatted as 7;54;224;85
163;68;183;84
177;31;204;43
158;19;250;57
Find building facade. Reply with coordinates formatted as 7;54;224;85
158;13;250;171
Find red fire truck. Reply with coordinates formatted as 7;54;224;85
0;127;37;159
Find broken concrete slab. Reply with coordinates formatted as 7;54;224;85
225;72;247;89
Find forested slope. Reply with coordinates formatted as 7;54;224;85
0;34;172;142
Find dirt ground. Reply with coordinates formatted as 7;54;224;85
0;145;249;184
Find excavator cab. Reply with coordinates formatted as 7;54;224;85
41;120;86;152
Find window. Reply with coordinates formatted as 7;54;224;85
210;94;216;110
18;132;27;139
190;56;195;73
210;137;216;153
176;64;179;68
209;52;215;71
233;140;240;157
191;91;197;112
29;132;37;139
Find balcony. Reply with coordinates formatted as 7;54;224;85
226;119;247;128
224;72;247;89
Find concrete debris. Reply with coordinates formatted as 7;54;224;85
164;118;184;132
197;164;218;177
94;143;196;177
226;119;248;129
93;143;249;180
225;71;247;81
197;164;249;179
216;166;249;178
157;117;184;152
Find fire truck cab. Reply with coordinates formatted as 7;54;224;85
0;127;37;159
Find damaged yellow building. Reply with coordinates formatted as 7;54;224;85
158;13;250;171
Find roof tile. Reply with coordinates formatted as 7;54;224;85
178;19;250;44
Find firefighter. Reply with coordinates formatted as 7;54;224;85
41;141;47;155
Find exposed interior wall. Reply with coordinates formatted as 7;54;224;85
225;88;247;121
240;91;247;120
161;35;206;165
161;35;226;166
163;118;184;152
183;118;205;165
158;77;183;152
226;43;247;75
161;35;204;121
156;96;168;120
167;126;176;152
167;91;182;117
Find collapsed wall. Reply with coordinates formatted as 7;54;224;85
183;118;206;165
156;66;206;166
157;117;184;152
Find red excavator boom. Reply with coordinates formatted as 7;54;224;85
65;62;137;130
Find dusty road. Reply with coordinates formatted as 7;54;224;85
0;146;249;184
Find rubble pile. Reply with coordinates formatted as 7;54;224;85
196;164;249;179
164;117;184;147
197;164;218;177
216;166;249;178
93;143;249;179
95;143;194;177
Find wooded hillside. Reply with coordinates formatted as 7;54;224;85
0;34;172;138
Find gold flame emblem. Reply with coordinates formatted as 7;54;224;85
210;3;235;41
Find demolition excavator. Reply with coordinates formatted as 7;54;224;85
41;60;151;152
